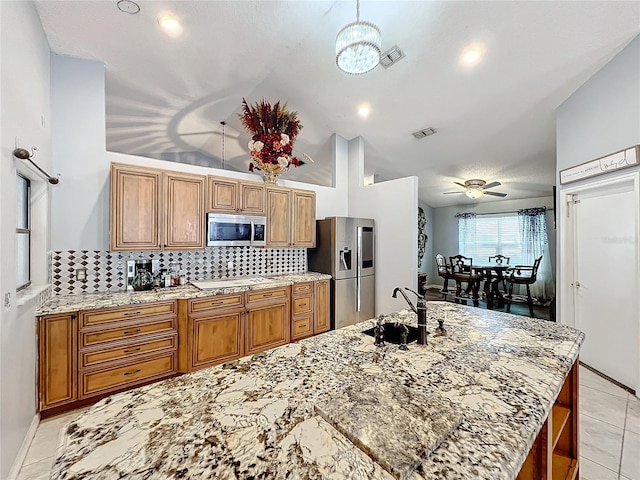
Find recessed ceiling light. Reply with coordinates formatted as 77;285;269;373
117;0;140;14
358;103;371;118
460;44;484;66
158;12;183;37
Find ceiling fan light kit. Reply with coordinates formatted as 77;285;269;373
465;188;484;199
336;0;381;75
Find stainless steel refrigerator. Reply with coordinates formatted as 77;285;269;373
308;217;375;329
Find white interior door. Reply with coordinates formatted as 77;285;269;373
572;181;639;390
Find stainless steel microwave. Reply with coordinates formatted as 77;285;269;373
206;213;266;247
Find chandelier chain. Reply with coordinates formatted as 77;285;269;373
356;0;360;21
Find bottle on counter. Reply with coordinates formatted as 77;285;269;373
169;262;181;287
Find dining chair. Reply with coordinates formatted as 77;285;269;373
504;256;543;317
449;255;483;305
489;255;510;291
434;254;454;299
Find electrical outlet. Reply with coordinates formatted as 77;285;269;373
4;292;11;308
227;261;234;271
76;268;87;282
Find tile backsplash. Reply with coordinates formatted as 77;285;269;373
49;247;307;296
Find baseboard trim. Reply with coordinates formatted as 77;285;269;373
7;413;40;480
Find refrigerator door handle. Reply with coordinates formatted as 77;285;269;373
356;227;362;312
250;221;255;246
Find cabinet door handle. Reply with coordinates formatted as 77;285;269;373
124;311;142;316
124;329;141;335
123;369;141;376
124;347;141;354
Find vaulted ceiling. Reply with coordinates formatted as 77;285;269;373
35;1;640;207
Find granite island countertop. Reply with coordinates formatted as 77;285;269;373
50;302;584;480
36;272;331;316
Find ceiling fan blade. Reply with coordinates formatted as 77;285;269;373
443;191;465;195
484;191;507;197
453;182;467;188
482;181;501;190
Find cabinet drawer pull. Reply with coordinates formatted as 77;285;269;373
123;369;142;376
210;300;225;305
124;329;141;335
299;302;307;307
123;311;142;316
124;347;141;354
262;293;273;297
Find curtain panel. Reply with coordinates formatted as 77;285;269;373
518;207;555;300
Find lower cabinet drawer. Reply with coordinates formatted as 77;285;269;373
292;315;312;339
80;334;177;369
245;287;289;305
292;296;312;315
79;352;176;398
80;317;176;348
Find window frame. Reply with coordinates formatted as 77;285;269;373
458;213;524;266
16;174;31;291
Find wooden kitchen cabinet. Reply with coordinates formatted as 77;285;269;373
179;294;245;372
38;313;77;411
77;301;178;400
110;163;161;250
208;176;265;215
266;187;291;247
265;187;316;247
291;282;313;340
517;359;579;480
245;287;290;355
313;279;330;334
291;189;316;247
164;172;206;249
110;163;205;251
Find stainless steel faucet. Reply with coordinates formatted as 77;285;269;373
392;287;428;345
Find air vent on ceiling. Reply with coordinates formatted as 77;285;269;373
412;127;437;139
379;45;405;69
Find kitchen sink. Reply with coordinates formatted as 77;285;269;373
191;277;275;290
362;323;420;345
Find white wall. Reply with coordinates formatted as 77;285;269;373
431;196;555;288
557;35;640;173
0;1;52;476
346;137;419;316
556;34;640;319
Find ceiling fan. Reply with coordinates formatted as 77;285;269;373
444;179;507;199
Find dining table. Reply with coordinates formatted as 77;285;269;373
473;264;511;309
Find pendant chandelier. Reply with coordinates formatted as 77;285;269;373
335;0;381;75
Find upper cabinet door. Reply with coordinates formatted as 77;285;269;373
110;164;161;251
164;172;206;249
291;190;316;247
239;182;266;215
266;187;291;247
208;177;238;213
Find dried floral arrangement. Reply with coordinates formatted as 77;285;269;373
239;98;312;175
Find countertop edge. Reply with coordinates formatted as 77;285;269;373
36;272;332;316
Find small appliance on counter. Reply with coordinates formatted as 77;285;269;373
127;259;159;291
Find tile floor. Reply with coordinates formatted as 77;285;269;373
15;366;640;479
